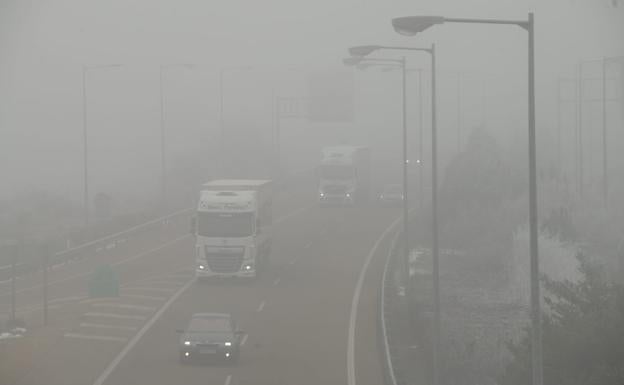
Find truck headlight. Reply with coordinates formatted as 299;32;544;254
346;193;351;198
198;264;205;270
184;341;191;346
319;192;325;197
224;342;232;347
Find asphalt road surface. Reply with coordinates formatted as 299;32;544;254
8;176;401;385
99;206;398;385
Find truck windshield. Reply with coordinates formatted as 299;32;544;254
197;212;254;237
320;165;354;179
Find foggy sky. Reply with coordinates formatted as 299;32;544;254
1;0;622;208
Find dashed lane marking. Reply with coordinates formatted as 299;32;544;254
80;323;138;332
122;286;175;294
92;279;194;385
84;312;147;321
139;280;183;287
240;334;248;346
91;303;156;312
121;294;167;301
64;333;128;343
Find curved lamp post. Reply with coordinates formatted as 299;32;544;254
392;13;540;385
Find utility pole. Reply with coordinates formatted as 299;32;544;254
10;241;19;323
159;66;167;213
602;57;608;208
577;61;584;198
456;72;462;153
418;68;424;210
82;65;89;227
42;242;50;326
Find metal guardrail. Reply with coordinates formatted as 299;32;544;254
0;168;314;281
0;208;193;281
50;207;192;262
379;231;402;385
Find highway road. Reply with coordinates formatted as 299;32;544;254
98;208;399;385
7;175;401;385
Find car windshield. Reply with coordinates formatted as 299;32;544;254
187;316;231;333
197;212;254;237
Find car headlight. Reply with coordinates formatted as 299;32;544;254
198;264;205;270
184;341;191;346
346;193;351;198
319;192;325;197
224;342;232;347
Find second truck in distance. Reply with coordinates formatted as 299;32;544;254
318;145;371;206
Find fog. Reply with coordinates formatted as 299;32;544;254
1;0;621;205
1;1;623;385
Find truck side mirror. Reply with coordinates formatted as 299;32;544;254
190;216;197;235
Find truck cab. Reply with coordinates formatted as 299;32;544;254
193;180;272;280
318;146;371;206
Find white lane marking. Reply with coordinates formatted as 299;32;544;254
347;215;402;385
84;312;147;321
224;375;232;385
64;333;128;343
272;278;280;286
121;294;167;301
256;301;266;312
10;304;61;317
49;295;87;304
0;235;190;298
240;334;248;346
92;303;156;312
80;323;138;332
122;286;175;294
141;280;183;287
6;295;87;315
92;278;194;385
92;205;310;385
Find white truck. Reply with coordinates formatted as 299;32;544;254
192;180;272;280
318;145;371;205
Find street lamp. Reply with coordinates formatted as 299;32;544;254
219;66;253;177
352;43;438;384
345;54;411;283
159;64;194;213
392;13;541;385
82;64;122;227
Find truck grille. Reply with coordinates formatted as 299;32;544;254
204;247;244;273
